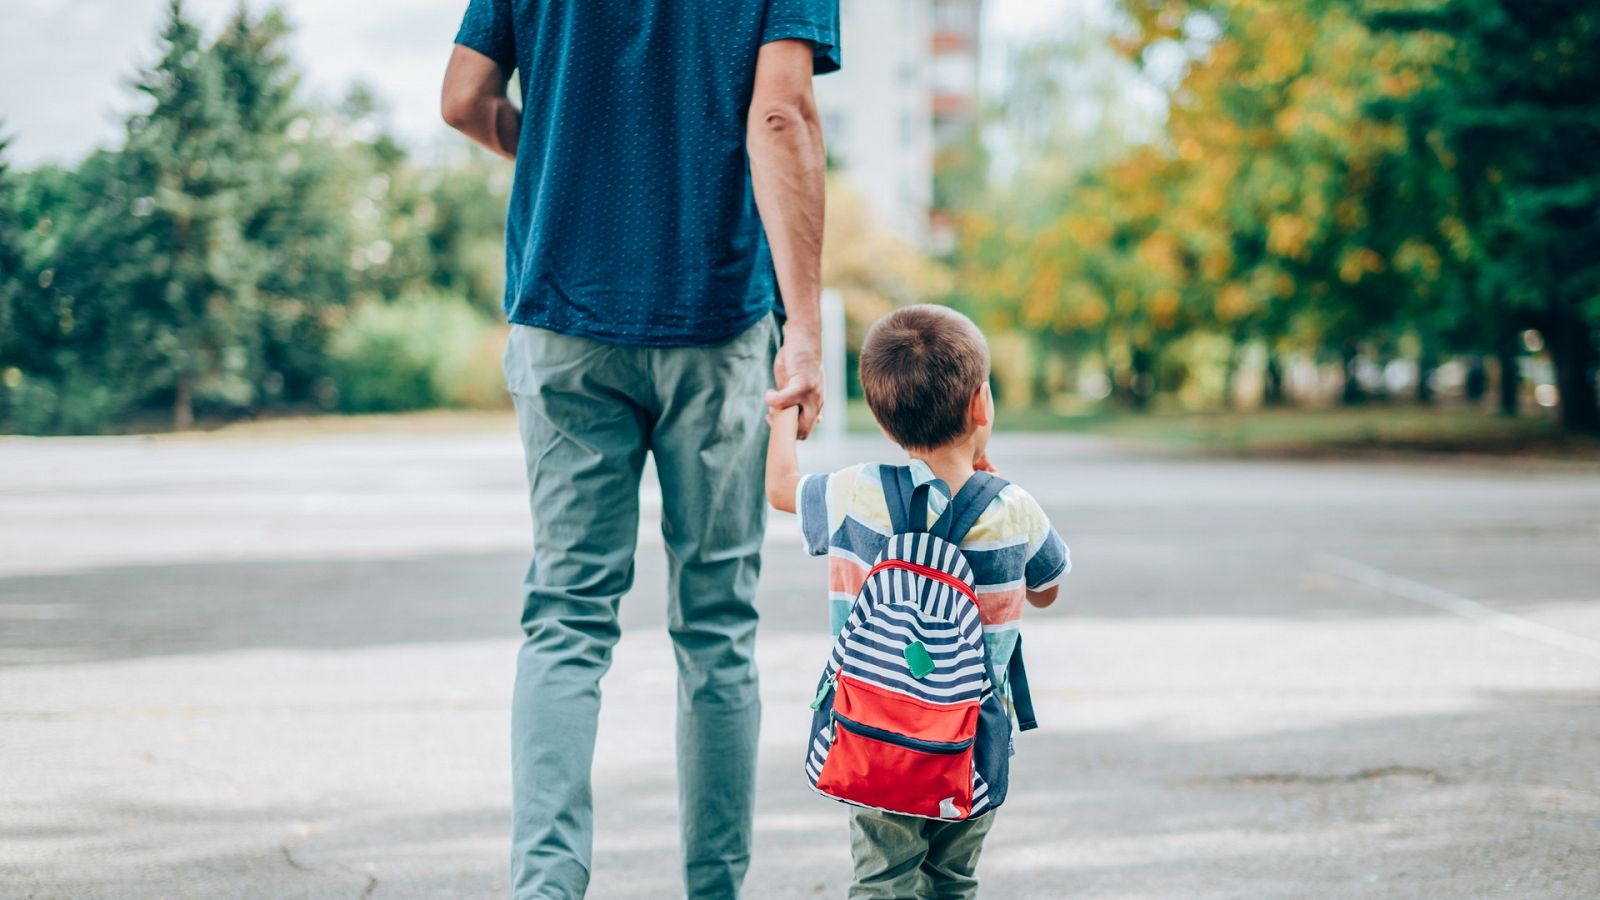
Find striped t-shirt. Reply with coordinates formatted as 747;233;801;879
796;459;1070;711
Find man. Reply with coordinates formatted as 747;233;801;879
441;2;838;898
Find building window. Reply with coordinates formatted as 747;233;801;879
933;0;971;33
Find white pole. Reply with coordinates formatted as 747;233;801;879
820;287;847;455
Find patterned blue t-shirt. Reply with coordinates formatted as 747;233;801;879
454;0;841;347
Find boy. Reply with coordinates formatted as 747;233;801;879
765;304;1070;899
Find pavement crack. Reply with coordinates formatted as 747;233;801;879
280;832;378;899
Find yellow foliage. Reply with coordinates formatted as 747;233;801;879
1215;283;1253;322
1148;288;1181;329
1337;247;1385;284
1267;213;1314;260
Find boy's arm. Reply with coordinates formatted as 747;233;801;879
1021;490;1070;609
766;405;802;513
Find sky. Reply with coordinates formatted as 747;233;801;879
0;0;1097;168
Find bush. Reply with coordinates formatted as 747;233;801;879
1;369;129;435
327;293;507;413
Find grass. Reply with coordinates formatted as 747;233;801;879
847;399;1594;458
69;399;1594;461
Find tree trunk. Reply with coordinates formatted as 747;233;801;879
1464;355;1488;404
1032;335;1052;408
1495;328;1520;417
1415;346;1437;405
1222;336;1241;410
1550;315;1600;434
1263;349;1286;406
1340;344;1365;405
173;373;194;431
1129;346;1154;410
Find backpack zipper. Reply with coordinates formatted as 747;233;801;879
865;559;978;601
809;672;837;710
831;711;974;755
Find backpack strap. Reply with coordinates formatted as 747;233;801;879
1008;634;1039;732
880;465;949;534
880;465;914;533
932;471;1010;545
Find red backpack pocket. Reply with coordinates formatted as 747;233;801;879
815;673;980;819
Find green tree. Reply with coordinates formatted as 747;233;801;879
1373;0;1600;432
212;4;354;407
122;0;258;428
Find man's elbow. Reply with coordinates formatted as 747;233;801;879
749;97;819;144
440;88;479;133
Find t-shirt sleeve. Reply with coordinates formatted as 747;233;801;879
454;0;517;72
1019;491;1070;591
796;463;861;556
761;0;842;74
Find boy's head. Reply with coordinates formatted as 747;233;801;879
859;304;993;453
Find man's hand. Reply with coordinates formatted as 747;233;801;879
766;326;824;440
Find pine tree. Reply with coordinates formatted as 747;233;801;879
124;0;256;429
211;3;353;407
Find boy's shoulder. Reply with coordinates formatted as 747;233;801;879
813;461;1050;533
967;479;1051;545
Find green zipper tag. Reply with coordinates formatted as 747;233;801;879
810;677;833;710
904;641;935;679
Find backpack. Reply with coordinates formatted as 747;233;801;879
803;466;1038;821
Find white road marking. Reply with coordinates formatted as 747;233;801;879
1316;553;1600;661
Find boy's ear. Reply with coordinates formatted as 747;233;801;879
969;383;992;427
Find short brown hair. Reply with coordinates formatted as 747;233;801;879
858;304;990;450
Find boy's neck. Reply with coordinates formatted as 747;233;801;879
906;439;978;493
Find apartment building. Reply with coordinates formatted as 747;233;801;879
812;0;983;247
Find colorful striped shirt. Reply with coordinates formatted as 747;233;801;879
796;459;1069;712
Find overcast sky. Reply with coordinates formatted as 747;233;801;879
1;0;1094;168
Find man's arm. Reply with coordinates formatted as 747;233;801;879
441;44;520;161
748;39;826;439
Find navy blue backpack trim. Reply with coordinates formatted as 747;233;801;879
883;466;1038;731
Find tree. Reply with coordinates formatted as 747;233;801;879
121;0;258;429
1373;0;1600;432
0;129;24;368
212;4;354;408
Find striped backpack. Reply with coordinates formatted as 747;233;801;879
804;466;1037;821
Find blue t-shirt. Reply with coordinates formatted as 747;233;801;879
454;0;841;347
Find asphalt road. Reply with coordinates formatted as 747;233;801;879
2;426;1598;899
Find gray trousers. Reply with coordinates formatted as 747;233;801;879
503;317;777;899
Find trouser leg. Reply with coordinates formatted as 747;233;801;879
505;326;650;900
647;316;776;899
921;813;993;900
848;808;931;899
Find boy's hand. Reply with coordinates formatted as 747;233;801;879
974;454;999;475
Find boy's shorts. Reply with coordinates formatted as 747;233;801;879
848;807;994;899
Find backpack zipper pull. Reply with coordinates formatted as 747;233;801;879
809;673;836;710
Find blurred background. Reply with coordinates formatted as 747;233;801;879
3;1;1599;898
3;0;1597;445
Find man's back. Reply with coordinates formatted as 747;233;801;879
454;0;839;346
